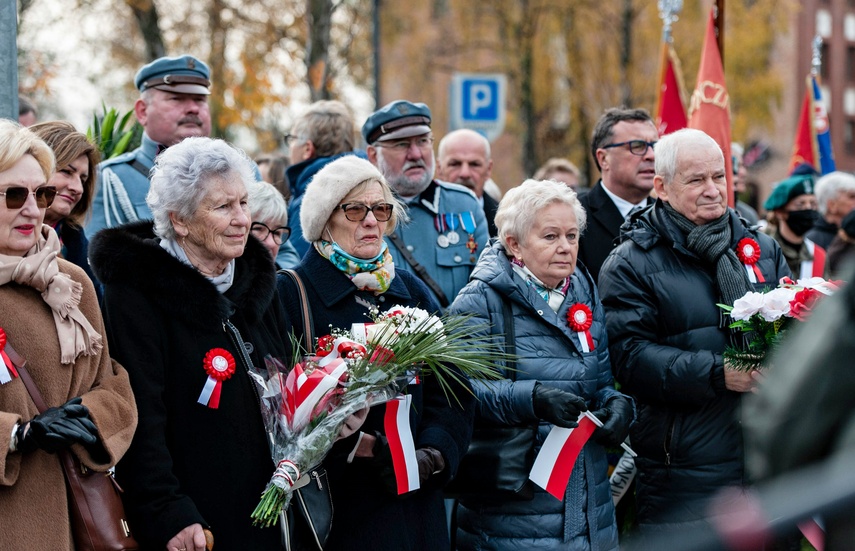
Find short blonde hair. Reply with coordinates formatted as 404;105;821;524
495;179;586;253
0;120;55;183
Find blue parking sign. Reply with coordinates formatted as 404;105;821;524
450;73;506;142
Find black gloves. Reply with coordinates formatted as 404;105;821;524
17;397;98;454
416;447;445;484
591;397;633;448
532;384;588;428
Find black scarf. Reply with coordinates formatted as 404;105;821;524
662;202;753;310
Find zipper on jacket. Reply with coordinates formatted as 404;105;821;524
296;489;324;550
222;319;262;409
664;414;676;471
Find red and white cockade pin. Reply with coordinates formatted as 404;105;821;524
197;348;236;409
0;328;18;384
736;237;764;283
567;304;595;353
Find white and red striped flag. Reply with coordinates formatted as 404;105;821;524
529;412;598;500
384;394;420;494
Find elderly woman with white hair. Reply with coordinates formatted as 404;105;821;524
448;179;633;551
277;154;474;551
90;137;292;551
247;180;300;268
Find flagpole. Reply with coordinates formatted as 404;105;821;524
715;0;725;65
656;0;683;126
811;35;822;80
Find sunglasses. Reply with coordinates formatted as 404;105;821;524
0;186;57;209
338;202;394;222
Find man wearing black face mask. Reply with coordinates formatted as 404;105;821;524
763;172;826;278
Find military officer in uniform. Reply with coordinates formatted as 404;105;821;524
85;55;213;238
364;100;489;308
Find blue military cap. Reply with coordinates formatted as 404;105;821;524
362;100;431;144
134;55;211;95
763;173;816;211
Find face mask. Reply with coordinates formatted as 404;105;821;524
784;209;819;237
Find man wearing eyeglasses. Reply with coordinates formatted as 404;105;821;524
578;107;659;283
364;100;489;308
86;55;213;238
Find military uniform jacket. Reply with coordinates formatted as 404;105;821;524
386;180;489;307
85;133;160;239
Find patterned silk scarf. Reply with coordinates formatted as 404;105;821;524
510;257;570;313
315;240;396;294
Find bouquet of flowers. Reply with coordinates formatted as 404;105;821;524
249;305;505;527
717;276;842;371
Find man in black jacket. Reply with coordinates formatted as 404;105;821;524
598;129;790;533
579;107;658;283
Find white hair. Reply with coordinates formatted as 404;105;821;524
495;179;586;253
815;171;855;216
147;137;256;240
655;128;723;185
248;181;288;227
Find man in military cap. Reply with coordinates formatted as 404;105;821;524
86;55;213;237
364;100;489;308
763;171;825;278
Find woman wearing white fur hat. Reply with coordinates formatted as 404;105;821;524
277;154;474;550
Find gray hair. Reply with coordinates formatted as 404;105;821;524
495;179;586;253
815;171;855;216
147;137;256;240
654;128;723;185
248;181;288;227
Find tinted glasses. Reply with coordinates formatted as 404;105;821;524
602;140;657;156
338;203;394;222
0;186;57;209
251;222;291;244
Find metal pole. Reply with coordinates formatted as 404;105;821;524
372;0;381;109
0;0;19;121
714;0;725;65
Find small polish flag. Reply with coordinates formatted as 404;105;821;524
529;412;597;500
384;394;420;494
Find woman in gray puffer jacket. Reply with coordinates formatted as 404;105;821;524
448;179;634;551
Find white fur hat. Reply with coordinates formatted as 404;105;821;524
300;155;387;242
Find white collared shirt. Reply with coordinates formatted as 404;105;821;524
601;183;646;219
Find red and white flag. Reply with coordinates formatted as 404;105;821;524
529;412;598;500
384;394;419;494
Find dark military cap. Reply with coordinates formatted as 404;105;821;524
362;100;431;144
764;173;816;211
135;55;211;95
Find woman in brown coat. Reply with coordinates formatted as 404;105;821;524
0;121;137;550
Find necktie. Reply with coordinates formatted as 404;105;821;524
626;204;644;223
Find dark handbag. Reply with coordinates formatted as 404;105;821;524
279;269;333;551
445;298;537;501
10;344;139;551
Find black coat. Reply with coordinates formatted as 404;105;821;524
277;246;475;551
578;180;653;283
598;202;790;529
90;222;291;550
483;192;499;238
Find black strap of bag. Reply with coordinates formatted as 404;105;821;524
277;268;331;551
387;232;450;307
11;344;140;551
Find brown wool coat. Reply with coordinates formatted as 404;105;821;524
0;259;137;550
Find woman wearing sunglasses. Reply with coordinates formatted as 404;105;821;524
277;155;474;551
29;121;100;289
0;121;137;549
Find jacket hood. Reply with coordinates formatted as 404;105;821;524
468;239;518;295
621;200;752;254
89;221;276;327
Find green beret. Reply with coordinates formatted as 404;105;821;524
763;174;816;211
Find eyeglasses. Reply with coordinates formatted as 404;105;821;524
0;186;57;209
338;203;394;222
250;222;291;244
284;133;307;146
372;136;434;153
602;140;657;156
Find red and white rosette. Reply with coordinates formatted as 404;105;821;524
736;237;764;283
197;348;236;409
567;303;595;352
0;328;17;385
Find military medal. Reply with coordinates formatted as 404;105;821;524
445;213;460;245
460;211;478;261
434;215;450;248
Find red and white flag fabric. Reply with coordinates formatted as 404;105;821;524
688;8;733;207
384;394;419;494
656;42;688;136
529;412;598;500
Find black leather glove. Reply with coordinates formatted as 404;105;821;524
17;397;98;454
369;432;399;495
416;447;445;484
591;397;633;448
532;384;588;428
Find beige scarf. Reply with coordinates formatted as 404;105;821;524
0;225;103;364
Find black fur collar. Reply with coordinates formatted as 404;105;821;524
89;221;276;327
